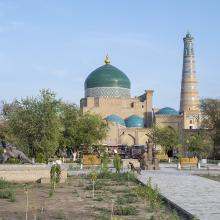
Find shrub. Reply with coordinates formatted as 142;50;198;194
0;178;11;189
113;154;122;173
97;171;137;184
116;193;138;205
113;206;138;215
0;147;4;156
0;190;16;202
36;153;46;163
101;153;110;172
50;164;61;196
135;177;161;210
6;158;20;164
85;180;103;190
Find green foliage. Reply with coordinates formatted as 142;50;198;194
59;103;79;148
135;178;161;210
148;126;179;153
76;113;109;152
0;178;11;189
0;178;15;202
116;193;138;205
113;154;123;173
0;190;16;202
201;98;220;130
97;171;138;184
35;153;46;163
0;147;4;156
170;211;181;220
1;89;109;161
50;164;61;196
85;181;103;190
55;212;66;219
5;158;20;164
185;132;213;159
101;153;110;172
201;98;220;158
3;89;62;159
113;206;138;215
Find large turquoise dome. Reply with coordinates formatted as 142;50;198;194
125;115;144;128
156;107;179;115
105;114;125;126
84;56;131;98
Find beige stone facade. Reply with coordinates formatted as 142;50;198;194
80;90;187;146
80;90;153;127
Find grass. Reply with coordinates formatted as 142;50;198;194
0;178;16;202
55;211;66;219
198;174;220;182
97;171;138;184
113;205;138;215
0;178;11;189
0;190;16;202
85;180;104;190
116;192;138;205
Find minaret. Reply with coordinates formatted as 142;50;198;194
180;32;200;129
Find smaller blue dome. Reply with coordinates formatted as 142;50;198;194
156;107;179;115
125;115;144;128
105;114;125;126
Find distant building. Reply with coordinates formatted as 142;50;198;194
80;33;201;146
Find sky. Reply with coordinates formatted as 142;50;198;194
0;0;219;110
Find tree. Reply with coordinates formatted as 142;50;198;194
1;89;109;161
2;89;62;160
159;126;179;153
148;126;179;153
75;112;109;153
59;103;80;147
185;132;213;160
201;98;220;158
201;98;220;129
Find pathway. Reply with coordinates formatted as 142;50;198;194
139;168;220;220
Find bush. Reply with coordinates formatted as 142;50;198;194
97;171;138;184
113;154;123;173
0;178;11;189
85;180;103;190
50;164;61;196
0;190;16;202
116;193;138;205
113;206;138;215
36;153;46;163
6;158;20;164
135;178;161;210
0;147;4;156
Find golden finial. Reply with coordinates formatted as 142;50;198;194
105;55;110;64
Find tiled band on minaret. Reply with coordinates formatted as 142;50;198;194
180;32;200;112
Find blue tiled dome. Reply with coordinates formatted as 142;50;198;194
105;114;125;126
156;107;179;115
125;115;144;128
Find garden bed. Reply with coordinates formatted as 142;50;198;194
0;172;185;220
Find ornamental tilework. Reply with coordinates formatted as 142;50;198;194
85;87;130;98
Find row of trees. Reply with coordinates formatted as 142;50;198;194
150;98;220;159
0;89;109;162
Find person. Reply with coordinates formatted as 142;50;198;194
66;146;72;158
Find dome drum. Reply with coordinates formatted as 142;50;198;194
85;87;130;98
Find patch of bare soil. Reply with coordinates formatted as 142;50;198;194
0;174;182;220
